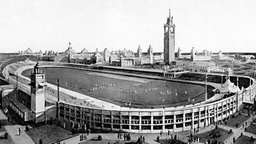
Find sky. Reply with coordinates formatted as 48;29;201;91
0;0;256;53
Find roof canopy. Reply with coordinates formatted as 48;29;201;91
219;79;240;93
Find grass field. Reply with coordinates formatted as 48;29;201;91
22;67;213;108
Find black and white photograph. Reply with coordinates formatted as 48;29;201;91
0;0;256;144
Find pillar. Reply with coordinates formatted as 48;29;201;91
198;107;201;128
191;110;194;130
214;104;217;123
101;112;104;130
89;109;92;129
139;113;142;132
221;102;224;120
129;112;131;131
119;112;122;131
173;113;176;132
162;110;165;132
236;93;239;112
182;112;185;131
110;111;113;131
205;106;208;126
151;112;154;132
237;77;239;88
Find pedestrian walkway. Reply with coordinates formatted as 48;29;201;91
216;115;256;144
5;125;34;144
83;133;160;144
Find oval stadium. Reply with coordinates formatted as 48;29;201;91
3;61;256;133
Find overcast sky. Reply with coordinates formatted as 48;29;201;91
0;0;256;53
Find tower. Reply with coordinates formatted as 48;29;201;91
177;47;181;59
137;45;142;58
30;62;46;122
191;47;196;61
164;9;175;64
103;48;110;63
148;45;153;64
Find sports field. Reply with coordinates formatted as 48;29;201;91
22;67;214;108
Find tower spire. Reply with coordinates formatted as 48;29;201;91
164;9;175;64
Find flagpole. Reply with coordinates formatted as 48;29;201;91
16;74;18;97
56;79;60;119
205;73;207;101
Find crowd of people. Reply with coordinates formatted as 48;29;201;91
117;132;131;141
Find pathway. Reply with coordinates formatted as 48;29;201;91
5;125;35;144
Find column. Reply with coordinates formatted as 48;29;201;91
237;77;239;88
89;109;92;129
139;113;142;132
74;107;77;129
205;106;208;126
173;113;176;132
119;112;122;131
236;93;239;112
214;104;217;123
162;110;165;132
129;112;131;131
110;111;113;131
191;110;194;130
198;107;201;128
207;105;211;125
101;112;104;130
151;113;153;132
182;112;185;131
221;102;224;120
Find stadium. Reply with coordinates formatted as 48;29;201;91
3;60;256;133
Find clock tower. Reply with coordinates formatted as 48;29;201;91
30;62;46;122
164;9;176;64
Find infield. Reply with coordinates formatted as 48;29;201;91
22;67;214;108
